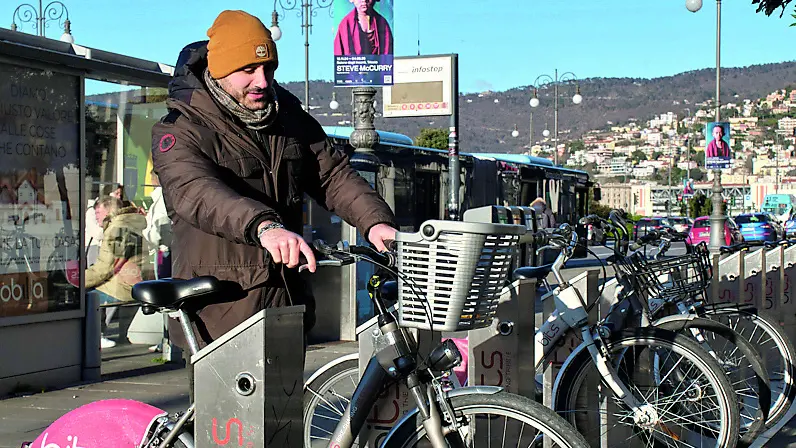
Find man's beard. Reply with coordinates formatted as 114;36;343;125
239;87;274;110
218;78;275;111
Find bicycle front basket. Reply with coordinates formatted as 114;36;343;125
396;220;525;332
631;242;713;302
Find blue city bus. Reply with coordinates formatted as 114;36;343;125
305;127;593;336
761;194;796;222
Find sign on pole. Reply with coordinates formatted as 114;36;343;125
382;55;455;118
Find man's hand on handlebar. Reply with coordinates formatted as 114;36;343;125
367;223;398;252
258;223;317;273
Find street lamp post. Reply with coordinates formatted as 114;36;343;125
269;0;333;111
683;107;692;218
687;0;725;254
10;1;74;42
668;131;674;217
530;69;582;166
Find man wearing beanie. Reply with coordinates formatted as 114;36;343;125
150;11;397;361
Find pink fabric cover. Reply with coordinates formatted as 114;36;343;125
446;337;469;386
30;399;166;448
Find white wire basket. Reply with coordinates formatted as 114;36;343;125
396;220;526;332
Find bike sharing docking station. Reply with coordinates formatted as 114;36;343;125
460;206;604;447
352;207;536;447
708;243;796;447
191;305;305;448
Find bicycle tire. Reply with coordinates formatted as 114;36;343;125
554;328;740;448
303;356;359;448
655;316;769;446
382;391;590;448
705;307;796;428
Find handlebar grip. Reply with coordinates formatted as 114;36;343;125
532;231;550;247
579;214;602;226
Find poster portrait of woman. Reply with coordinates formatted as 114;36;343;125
705;121;731;170
334;0;394;56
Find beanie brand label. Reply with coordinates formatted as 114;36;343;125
159;133;176;152
256;45;268;58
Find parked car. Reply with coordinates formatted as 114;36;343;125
668;216;694;234
786;218;796;237
587;222;606;246
686;216;744;246
734;213;784;243
633;217;672;239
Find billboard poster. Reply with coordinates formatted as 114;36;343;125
333;0;394;87
683;178;695;199
705;121;731;170
382;55;454;118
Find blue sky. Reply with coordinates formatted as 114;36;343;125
3;0;794;93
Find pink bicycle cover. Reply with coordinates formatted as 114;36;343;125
29;399;166;448
446;337;469;386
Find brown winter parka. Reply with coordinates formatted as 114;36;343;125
150;42;396;348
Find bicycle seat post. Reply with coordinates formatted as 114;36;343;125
178;309;200;356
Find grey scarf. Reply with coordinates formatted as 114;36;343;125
204;68;279;131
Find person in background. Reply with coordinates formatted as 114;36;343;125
85;196;154;349
531;197;556;229
143;172;172;279
143;172;173;353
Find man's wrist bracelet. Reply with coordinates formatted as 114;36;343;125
257;222;285;239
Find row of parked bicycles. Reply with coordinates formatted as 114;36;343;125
29;206;796;448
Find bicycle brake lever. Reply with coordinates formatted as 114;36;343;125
299;259;345;272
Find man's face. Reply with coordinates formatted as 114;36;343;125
95;204;108;226
351;0;376;14
218;63;276;111
712;126;724;141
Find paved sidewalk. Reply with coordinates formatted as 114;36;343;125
0;341;358;448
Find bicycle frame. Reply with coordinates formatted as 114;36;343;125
533;235;643;410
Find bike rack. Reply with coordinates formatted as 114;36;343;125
742;249;765;309
782;245;796;345
464;277;536;398
765;246;784;314
462;206;607;446
191;306;305;448
712;251;742;304
460;206;538;399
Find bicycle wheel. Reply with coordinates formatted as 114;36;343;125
303;356;359;448
554;328;740;448
655;317;770;446
707;308;796;428
383;391;590;448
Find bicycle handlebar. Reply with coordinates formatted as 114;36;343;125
719;240;781;254
299;240;397;272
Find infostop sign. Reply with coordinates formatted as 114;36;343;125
382;55;455;118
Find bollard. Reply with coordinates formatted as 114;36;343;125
741;249;765;309
83;291;101;381
466;278;536;398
